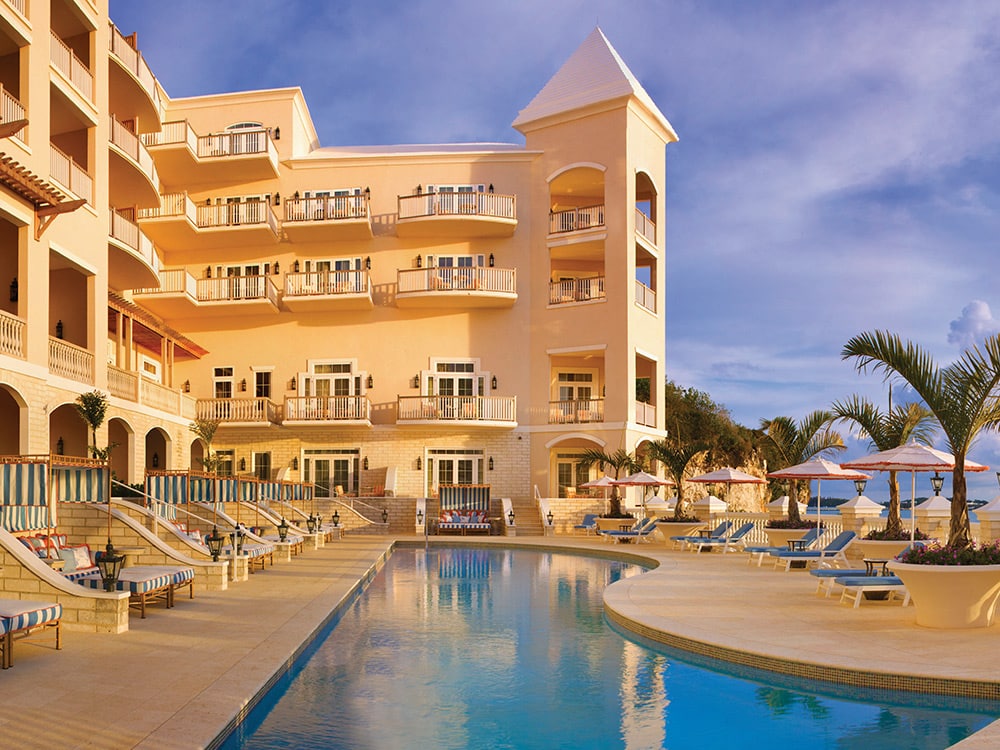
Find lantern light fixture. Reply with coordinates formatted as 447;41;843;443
416;456;422;470
381;508;389;524
56;437;64;455
488;456;494;471
488;253;494;268
367;374;374;389
9;277;16;302
491;375;498;390
55;319;64;339
277;517;290;542
507;509;515;526
332;510;340;527
240;378;247;392
239;457;246;472
291;456;298;470
206;526;224;562
854;478;867;496
546;509;554;526
416;508;424;525
183;380;190;393
152;452;159;468
363;456;369;471
96;542;125;592
930;473;945;495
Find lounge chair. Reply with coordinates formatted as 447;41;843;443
0;599;62;669
689;522;755;553
78;567;174;618
600;517;656;543
573;514;599;535
745;527;825;567
769;531;857;572
809;566;868;596
669;521;733;550
836;576;910;608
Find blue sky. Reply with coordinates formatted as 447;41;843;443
109;1;1000;499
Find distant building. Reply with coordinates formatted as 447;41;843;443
0;4;675;514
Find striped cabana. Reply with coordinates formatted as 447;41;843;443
0;455;107;533
439;484;491;513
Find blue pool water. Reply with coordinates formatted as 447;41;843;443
220;548;1000;749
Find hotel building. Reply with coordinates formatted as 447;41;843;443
0;1;676;528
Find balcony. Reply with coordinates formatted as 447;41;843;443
108;365;187;415
635;280;656;313
50;30;94;108
142;121;279;186
108;23;161;127
635;401;656;428
109;116;160;208
49;337;94;385
108;211;160;291
548;399;605;424
50;144;93;204
0;84;26;142
196;397;281;427
396;267;517;309
132;268;198;319
282;194;373;241
137;193;280;250
397;395;516;427
283;270;373;312
635;207;656;245
548;277;605;306
196;275;280;317
396;192;517;238
0;309;24;359
283;396;372;426
549;205;605;235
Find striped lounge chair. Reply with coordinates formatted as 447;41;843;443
78;567;174;618
0;599;62;669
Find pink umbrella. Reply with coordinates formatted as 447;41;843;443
767;458;870;530
611;471;675;514
580;475;615;514
689;467;767;510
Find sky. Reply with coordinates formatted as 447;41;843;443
108;1;1000;500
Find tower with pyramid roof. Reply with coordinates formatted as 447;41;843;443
515;28;677;496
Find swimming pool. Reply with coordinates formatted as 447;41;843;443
220;547;1000;749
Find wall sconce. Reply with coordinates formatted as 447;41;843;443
602;385;606;397
274;192;280;206
55;320;64;339
416;254;422;268
291;456;298;470
240;378;247;392
367;374;374;389
9;277;16;302
547;509;554;526
273;261;280;275
239;457;246;472
273;126;280;140
488;253;494;268
416;184;422;195
183;380;190;393
364;186;371;200
416;456;422;470
411;375;419;388
488;456;494;471
381;508;388;524
152;452;159;468
56;437;64;455
206;266;212;278
488;183;494;193
365;256;371;270
293;259;300;273
363;456;369;471
290;378;297;391
491;375;498;390
507;509;515;525
417;508;423;525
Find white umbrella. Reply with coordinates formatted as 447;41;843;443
841;442;989;541
580;475;615;515
767;458;871;531
689;467;766;507
611;471;675;515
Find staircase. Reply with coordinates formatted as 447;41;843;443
509;496;544;536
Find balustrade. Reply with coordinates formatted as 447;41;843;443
285;270;369;297
635;280;656;312
0;84;26;141
49;144;93;203
48;337;94;384
548;398;604;424
0;310;24;358
284;396;371;421
548;276;605;304
549;204;605;233
50;31;93;101
635;207;656;243
397;267;516;294
197;397;279;423
398;192;516;220
398;395;516;423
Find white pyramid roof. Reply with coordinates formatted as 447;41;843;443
512;28;677;139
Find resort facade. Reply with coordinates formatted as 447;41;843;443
0;1;675;524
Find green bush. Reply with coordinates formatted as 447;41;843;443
864;527;931;541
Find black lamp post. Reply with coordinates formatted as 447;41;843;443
930;473;945;496
332;510;340;527
206;525;224;561
306;514;317;533
96;541;125;592
278;517;290;541
381;508;389;524
417;508;424;525
546;509;554;526
507;509;515;526
854;478;867;496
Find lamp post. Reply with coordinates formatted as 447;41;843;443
507;509;515;526
96;541;124;592
332;510;340;527
930;473;945;496
546;509;554;526
381;508;389;524
206;526;224;562
278;517;290;542
306;514;317;533
854;478;867;496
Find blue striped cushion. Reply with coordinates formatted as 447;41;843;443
78;569;172;594
0;600;62;632
132;566;195;586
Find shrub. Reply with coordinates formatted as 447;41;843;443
864;527;931;541
896;541;1000;565
657;515;701;523
766;519;821;530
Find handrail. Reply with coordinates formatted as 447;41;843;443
49;144;93;203
48;336;95;384
397;267;516;295
548;276;605;304
398;191;516;220
284;395;371;421
196;274;278;306
635;280;656;312
548;398;605;424
549;204;605;233
50;30;94;101
0;83;26;141
284;270;370;297
0;309;25;358
397;395;516;422
635;207;655;243
284;194;369;222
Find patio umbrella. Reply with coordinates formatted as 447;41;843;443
841;442;989;541
611;471;675;515
580;475;615;515
767;458;870;532
688;468;766;510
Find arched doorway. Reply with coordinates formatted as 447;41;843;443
0;384;27;454
145;428;170;472
107;417;134;484
49;403;88;457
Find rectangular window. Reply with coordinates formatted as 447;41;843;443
217;450;234;477
254;452;271;481
255;371;271;398
214;367;234;399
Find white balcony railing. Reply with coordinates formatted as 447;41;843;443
398;395;516;423
141;120;197;152
549;276;605;305
4;0;26;18
108;365;139;401
134;268;196;297
196;398;280;424
635;207;655;243
50;31;94;102
284;396;371;422
197;128;276;160
50;144;93;203
284;270;369;297
196;200;278;232
0;83;26;141
141;378;181;413
109;211;159;274
108;23;161;112
548;399;605;424
635;401;656;427
635;280;656;313
549;204;605;234
0;310;25;358
49;337;94;384
284;194;369;223
397;267;516;294
137;191;197;223
398;192;516;220
196;275;278;305
110;115;159;186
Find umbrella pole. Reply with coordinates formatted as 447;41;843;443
816;479;821;531
911;471;916;543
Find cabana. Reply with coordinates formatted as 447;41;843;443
437;484;492;534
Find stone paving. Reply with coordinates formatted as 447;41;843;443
0;534;997;748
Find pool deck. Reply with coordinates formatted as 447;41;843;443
1;534;998;748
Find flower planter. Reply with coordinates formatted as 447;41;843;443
595;518;635;533
854;539;914;562
655;521;704;545
888;561;1000;628
764;528;812;549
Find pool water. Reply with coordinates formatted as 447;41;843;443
220;547;1000;749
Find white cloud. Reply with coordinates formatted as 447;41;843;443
947;301;1000;348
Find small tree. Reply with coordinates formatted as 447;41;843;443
646;439;709;519
578;448;640;517
74;390;109;458
189;419;221;473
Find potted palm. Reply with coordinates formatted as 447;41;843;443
579;448;638;532
844;330;1000;628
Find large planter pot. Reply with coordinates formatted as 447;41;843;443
764;528;812;549
888;561;1000;629
853;539;914;562
596;517;636;533
655;521;704;544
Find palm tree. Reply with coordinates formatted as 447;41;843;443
646;439;709;519
842;330;1000;548
189;419;221;473
578;448;640;517
760;411;845;523
831;396;935;537
74;390;109;458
